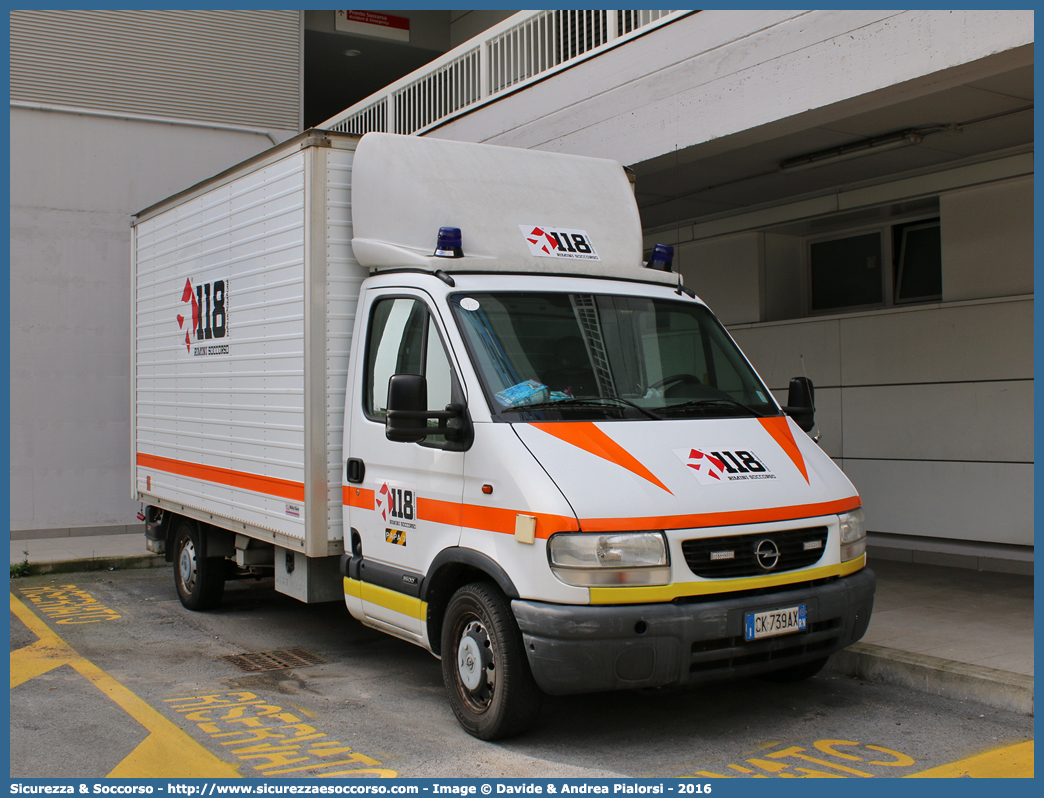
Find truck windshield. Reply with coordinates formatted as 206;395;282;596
449;292;781;421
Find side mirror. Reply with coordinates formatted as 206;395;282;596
385;374;469;445
781;376;815;432
386;374;428;442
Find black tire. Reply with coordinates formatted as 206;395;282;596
173;520;225;611
763;656;829;683
441;582;543;740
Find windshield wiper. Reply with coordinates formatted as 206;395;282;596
663;397;767;417
501;396;661;420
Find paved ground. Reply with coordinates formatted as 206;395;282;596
9;568;1035;779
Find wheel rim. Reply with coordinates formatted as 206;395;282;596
455;618;495;712
179;537;198;593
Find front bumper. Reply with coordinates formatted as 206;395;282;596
512;567;875;695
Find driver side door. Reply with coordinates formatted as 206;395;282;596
345;291;465;638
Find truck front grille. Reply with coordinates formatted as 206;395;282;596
681;526;829;578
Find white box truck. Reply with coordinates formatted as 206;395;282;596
132;130;875;740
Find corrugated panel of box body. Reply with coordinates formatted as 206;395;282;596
10;9;301;131
134;150;311;539
323;148;363;547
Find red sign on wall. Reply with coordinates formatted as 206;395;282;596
336;10;410;42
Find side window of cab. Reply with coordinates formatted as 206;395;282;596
364;297;455;420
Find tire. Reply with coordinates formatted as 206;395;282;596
173;520;226;611
441;582;543;740
763;655;829;683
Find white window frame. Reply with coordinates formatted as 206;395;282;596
893;218;943;306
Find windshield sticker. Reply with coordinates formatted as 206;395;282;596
459;297;481;311
520;225;600;261
674;448;777;485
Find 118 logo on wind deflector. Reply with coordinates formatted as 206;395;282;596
520;225;600;261
177;278;229;356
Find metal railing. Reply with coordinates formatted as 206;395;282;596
322;10;688;137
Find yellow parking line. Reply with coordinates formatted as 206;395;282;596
905;740;1033;778
10;592;241;778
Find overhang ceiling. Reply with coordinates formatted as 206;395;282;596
632;63;1033;231
304;15;1031;234
305;29;445;129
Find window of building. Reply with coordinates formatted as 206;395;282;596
806;215;941;314
809;232;883;312
893;219;942;303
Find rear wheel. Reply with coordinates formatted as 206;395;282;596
764;656;829;683
173;520;225;610
441;582;543;740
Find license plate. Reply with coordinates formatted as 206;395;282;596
745;604;807;641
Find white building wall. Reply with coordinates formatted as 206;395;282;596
10;10;303;536
9;111;298;536
941;178;1033;302
10;10;302;131
729;298;1032;559
675;233;761;325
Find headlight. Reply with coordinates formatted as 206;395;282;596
839;507;867;562
548;532;670;586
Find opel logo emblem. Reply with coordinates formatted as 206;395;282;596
755;538;780;570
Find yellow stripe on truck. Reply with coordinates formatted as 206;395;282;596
343;577;427;621
589;558;868;605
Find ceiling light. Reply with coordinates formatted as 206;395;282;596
779;131;923;174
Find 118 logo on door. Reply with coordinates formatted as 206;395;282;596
377;481;417;530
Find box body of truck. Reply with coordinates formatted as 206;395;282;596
132;130;874;740
132;132;364;601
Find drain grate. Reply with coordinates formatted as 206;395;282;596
222;648;328;673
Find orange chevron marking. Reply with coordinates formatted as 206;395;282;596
528;422;673;494
759;416;809;484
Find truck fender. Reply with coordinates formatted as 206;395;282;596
420;548;520;658
164;516;235;561
422;548;520;602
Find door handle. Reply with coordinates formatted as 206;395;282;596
346;458;366;484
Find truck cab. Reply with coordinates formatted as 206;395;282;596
338;134;874;739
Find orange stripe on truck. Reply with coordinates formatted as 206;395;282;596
137;453;305;502
343;486;375;511
416;498;580;539
418;497;462;526
578;495;861;532
344;492;859;537
462;503;580;538
529;422;673;494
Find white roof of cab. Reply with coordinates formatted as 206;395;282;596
350;133;675;284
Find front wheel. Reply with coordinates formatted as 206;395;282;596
173;520;225;611
441;582;543;740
